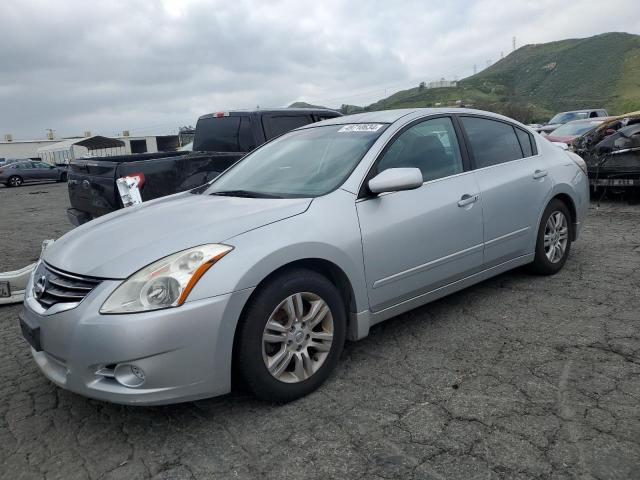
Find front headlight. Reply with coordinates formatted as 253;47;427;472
100;244;233;314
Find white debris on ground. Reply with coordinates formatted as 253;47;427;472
0;239;54;305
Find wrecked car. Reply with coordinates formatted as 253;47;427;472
544;118;610;147
572;111;640;190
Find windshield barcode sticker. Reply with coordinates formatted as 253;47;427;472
338;124;384;133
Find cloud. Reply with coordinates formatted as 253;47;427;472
0;0;638;139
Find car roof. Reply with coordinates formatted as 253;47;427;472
198;108;341;120
300;108;519;128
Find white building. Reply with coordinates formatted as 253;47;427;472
0;134;180;163
427;78;458;89
37;136;127;165
0;139;59;160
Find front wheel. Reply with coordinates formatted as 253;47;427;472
529;199;572;275
235;269;346;402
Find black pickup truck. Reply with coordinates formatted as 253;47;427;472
66;108;341;225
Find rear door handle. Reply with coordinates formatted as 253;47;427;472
457;193;479;207
533;169;548;179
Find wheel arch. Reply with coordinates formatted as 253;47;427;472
230;257;361;388
237;257;358;336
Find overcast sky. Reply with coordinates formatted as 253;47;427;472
1;0;638;140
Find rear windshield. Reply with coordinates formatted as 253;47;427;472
548;112;589;124
192;116;257;153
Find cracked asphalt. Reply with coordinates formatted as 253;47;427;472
1;183;639;480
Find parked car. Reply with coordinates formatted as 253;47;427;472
544;118;610;146
66;108;342;226
537;109;608;135
572;112;640;190
20;108;589;405
0;160;67;187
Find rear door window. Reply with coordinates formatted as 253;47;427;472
192;115;256;153
262;115;314;139
460;117;524;168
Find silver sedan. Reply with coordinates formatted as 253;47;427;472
20;108;589;405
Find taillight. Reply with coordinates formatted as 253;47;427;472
128;172;145;188
214;112;230;118
566;151;588;176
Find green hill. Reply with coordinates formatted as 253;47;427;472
293;32;640;123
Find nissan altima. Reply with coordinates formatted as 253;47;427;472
19;109;589;404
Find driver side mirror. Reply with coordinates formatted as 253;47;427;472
368;168;423;194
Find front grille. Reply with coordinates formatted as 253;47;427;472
33;262;101;309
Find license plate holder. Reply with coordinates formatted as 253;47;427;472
0;281;10;298
19;313;42;351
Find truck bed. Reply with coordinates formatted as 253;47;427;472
67;151;243;224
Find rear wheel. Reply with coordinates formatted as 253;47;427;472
8;175;23;187
235;269;346;402
529;199;572;275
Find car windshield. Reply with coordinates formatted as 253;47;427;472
197;124;388;198
551;121;602;137
549;112;589;124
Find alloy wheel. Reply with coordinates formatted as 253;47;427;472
544;211;568;263
261;292;334;383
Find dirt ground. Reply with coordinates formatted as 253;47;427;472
1;182;639;479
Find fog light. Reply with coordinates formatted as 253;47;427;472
114;363;146;388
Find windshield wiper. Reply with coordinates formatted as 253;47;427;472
210;190;284;199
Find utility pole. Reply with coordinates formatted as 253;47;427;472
512;36;516;51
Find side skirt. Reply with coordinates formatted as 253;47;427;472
354;253;534;334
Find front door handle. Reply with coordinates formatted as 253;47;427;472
533;169;548;179
458;193;479;207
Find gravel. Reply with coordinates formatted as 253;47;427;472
1;182;639;479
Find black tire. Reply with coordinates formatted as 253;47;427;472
57;172;68;182
8;175;23;187
529;199;572;275
235;268;346;402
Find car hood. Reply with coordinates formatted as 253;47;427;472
545;134;575;143
540;123;561;133
44;192;312;278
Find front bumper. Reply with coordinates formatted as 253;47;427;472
20;279;253;405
